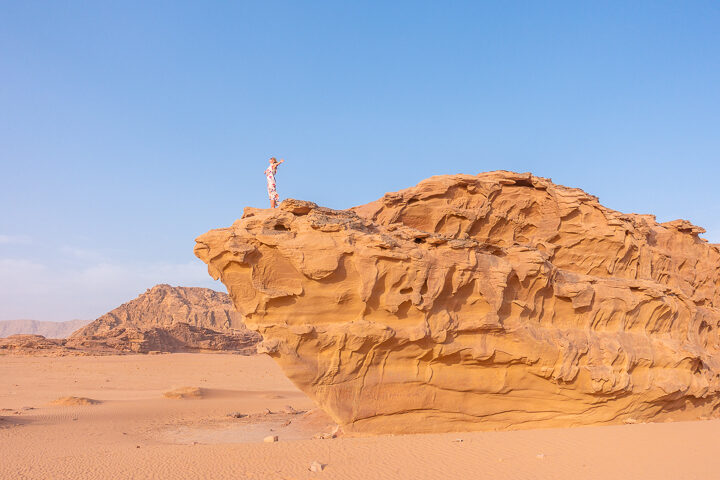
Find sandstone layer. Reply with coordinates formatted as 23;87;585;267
195;171;720;434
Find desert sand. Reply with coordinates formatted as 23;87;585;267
2;353;720;480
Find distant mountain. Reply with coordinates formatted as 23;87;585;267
0;319;92;339
68;284;260;353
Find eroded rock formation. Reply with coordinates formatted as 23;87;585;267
0;334;69;355
195;171;720;433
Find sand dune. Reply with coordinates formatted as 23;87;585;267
2;353;720;479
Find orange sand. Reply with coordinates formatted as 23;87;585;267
1;353;719;479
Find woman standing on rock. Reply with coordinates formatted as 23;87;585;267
264;157;284;208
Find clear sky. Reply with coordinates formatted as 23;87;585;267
1;1;719;321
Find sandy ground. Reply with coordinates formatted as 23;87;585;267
2;354;720;479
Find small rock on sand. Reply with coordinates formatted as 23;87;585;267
283;405;301;414
50;396;100;406
309;461;324;472
263;435;278;443
163;386;203;399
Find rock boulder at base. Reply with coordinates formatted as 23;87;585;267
195;171;720;434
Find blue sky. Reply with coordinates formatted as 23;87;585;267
1;1;719;321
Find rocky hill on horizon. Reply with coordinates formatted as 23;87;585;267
1;285;260;355
72;284;250;335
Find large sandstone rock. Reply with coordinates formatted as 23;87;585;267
195;171;720;434
68;284;260;353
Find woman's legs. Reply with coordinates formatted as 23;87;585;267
267;176;279;208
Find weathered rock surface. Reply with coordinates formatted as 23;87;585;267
195;171;720;434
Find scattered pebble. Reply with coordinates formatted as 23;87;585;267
227;412;247;418
263;435;278;443
50;396;100;406
314;425;340;440
309;461;324;473
453;438;463;443
536;453;545;460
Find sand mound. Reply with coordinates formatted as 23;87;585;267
163;386;204;399
196;171;720;434
50;396;101;406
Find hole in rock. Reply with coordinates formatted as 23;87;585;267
273;224;290;231
511;179;534;188
414;237;426;244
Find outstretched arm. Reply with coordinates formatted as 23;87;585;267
278;158;285;165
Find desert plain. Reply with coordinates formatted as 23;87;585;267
2;352;720;480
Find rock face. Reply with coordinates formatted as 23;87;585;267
195;171;720;434
68;284;260;353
